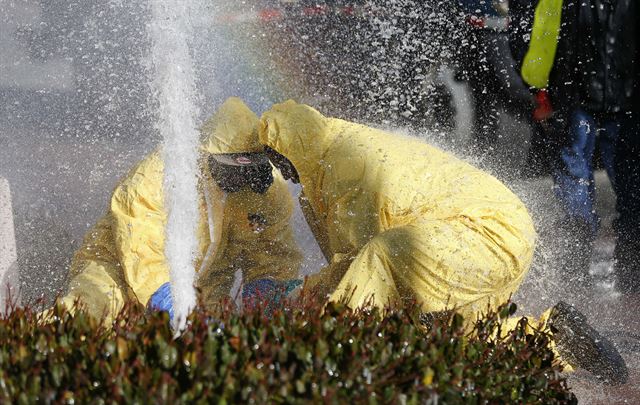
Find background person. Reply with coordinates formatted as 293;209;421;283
509;0;638;283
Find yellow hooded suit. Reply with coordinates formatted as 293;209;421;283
61;98;302;321
259;101;537;322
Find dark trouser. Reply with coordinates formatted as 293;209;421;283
613;113;640;293
552;108;620;234
551;108;621;280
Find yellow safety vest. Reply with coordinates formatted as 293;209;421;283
521;0;563;89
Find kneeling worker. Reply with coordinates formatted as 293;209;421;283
60;98;303;322
259;100;628;384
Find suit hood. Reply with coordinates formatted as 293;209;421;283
200;97;263;154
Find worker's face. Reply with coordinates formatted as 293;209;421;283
264;146;299;184
208;153;274;194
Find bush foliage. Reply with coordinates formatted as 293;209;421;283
0;297;577;404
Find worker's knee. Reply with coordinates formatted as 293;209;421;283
343;217;532;316
386;219;529;309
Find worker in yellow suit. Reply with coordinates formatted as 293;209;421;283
259;100;628;384
60;97;302;322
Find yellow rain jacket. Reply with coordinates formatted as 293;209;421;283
61;98;302;321
259;101;537;322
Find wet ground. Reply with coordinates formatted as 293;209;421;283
568;293;640;403
509;155;640;404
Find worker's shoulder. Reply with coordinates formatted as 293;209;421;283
110;148;164;201
134;148;163;172
124;149;163;181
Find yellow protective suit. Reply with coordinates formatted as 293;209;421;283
259;100;538;324
61;98;302;321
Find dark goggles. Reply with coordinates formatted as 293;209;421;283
208;153;274;194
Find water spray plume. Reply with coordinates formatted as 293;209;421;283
149;0;201;332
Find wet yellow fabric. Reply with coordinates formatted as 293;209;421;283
521;0;563;89
259;100;537;324
61;97;302;322
499;309;572;371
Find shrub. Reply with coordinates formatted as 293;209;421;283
0;297;577;404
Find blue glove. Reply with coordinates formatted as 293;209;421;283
149;279;302;321
148;283;225;329
148;282;174;321
243;279;302;313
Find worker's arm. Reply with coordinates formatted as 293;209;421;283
60;215;131;322
110;152;171;307
303;187;385;299
323;164;385;257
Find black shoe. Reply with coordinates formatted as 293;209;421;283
549;301;628;385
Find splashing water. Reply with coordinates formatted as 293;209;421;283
149;0;201;331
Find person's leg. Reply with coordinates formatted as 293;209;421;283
330;217;535;325
598;115;621;184
551;108;599;281
523;113;563;178
613;113;640;293
552;108;599;231
329;217;627;383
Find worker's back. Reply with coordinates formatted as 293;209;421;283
260;100;536;263
324;118;528;225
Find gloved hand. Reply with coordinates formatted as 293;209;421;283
149;279;303;321
533;89;553;122
242;279;302;314
148;282;174;321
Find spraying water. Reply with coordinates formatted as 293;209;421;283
149;0;202;331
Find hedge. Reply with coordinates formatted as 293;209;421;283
0;296;577;404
